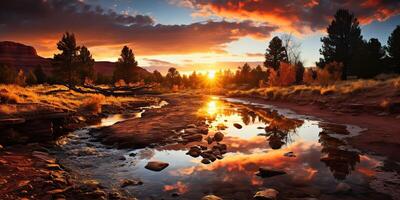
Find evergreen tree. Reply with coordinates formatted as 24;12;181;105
53;32;80;85
165;67;181;87
26;70;38;85
318;9;363;80
113;46;139;83
152;70;163;83
387;25;400;72
295;62;305;84
77;46;95;83
264;36;288;71
33;65;47;84
0;64;17;84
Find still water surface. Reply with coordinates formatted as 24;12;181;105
55;96;398;200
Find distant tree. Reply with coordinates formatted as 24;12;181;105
238;63;252;84
15;69;26;86
165;67;181;87
77;46;95;83
251;65;268;87
295;62;305;84
264;36;288;70
318;9;363;80
33;65;47;84
352;38;386;78
53;32;80;85
95;73;113;85
387;25;400;72
0;64;17;84
113;46;139;83
152;70;163;83
26;70;38;85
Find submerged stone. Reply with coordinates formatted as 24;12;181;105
233;123;243;129
145;161;169;171
213;132;224;142
253;188;279;200
202;195;223;200
121;179;143;188
256;167;286;178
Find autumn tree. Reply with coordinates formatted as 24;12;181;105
264;36;288;70
53;32;80;85
387;25;400;72
318;9;363;80
113;46;139;83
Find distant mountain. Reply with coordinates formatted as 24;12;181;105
0;41;151;77
0;41;52;73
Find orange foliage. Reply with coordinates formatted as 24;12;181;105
268;62;296;86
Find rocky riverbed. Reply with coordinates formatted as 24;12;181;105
1;93;400;200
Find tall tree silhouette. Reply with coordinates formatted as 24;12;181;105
165;67;181;87
113;46;139;83
318;9;363;80
53;32;80;85
351;38;386;78
387;25;400;72
77;46;95;83
264;36;288;71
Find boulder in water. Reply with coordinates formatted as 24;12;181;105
145;161;169;171
253;188;279;200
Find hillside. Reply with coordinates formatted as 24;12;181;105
0;41;151;77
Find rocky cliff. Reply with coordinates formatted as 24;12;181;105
0;41;151;77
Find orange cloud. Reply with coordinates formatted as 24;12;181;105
183;0;400;33
0;0;276;58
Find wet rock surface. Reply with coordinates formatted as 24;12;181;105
144;161;169;171
254;188;279;200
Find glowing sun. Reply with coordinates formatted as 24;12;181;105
207;70;216;79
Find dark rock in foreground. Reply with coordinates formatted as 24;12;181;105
145;161;169;171
256;167;286;178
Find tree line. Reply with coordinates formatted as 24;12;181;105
1;9;399;87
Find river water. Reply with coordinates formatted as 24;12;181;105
54;96;399;200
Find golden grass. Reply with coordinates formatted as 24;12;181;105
0;84;156;117
228;77;400;101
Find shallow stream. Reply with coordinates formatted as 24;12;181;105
54;96;399;200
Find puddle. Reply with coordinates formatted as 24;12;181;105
55;96;399;200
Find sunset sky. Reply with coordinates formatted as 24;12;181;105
1;0;400;74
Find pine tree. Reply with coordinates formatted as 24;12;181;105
113;46;139;83
318;9;363;80
78;46;95;84
26;70;38;85
264;36;288;71
33;65;47;84
387;25;400;72
53;32;80;85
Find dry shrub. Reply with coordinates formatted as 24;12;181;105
316;62;342;85
303;69;316;85
268;62;297;86
115;79;127;87
279;63;296;86
80;94;105;114
0;88;21;103
0;104;17;115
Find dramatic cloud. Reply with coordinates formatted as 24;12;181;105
0;0;276;57
182;0;400;33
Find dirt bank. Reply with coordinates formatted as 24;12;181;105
236;97;400;162
95;93;210;149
